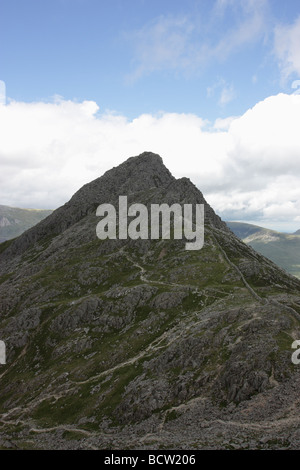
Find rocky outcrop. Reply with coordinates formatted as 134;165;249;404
0;152;300;450
0;152;227;260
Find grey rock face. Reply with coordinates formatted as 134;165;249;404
0;152;300;450
1;152;226;261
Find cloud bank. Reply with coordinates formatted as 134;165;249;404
0;92;299;232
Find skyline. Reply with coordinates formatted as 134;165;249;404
1;0;300;232
2;0;300;118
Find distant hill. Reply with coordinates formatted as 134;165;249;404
227;221;300;279
0;205;53;243
226;221;265;239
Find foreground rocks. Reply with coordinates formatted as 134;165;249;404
0;152;300;450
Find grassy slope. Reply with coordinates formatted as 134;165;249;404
0;215;300;447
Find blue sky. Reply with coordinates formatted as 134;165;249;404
1;0;300;231
1;0;299;117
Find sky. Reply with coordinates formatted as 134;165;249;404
0;0;300;232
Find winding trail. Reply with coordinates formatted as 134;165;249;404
2;233;300;446
72;315;208;386
123;251;194;291
211;233;263;303
211;232;300;322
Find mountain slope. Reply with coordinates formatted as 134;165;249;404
0;205;52;243
227;222;300;279
0;152;300;450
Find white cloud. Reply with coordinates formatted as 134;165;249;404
207;79;236;107
274;15;300;82
211;0;269;59
127;0;269;80
127;15;194;80
213;116;238;130
0;92;300;232
219;84;236;106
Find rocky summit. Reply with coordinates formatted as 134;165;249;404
0;151;300;450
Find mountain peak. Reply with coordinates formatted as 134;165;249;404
95;151;175;193
123;150;164;165
1;152;226;258
1;153;300;450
